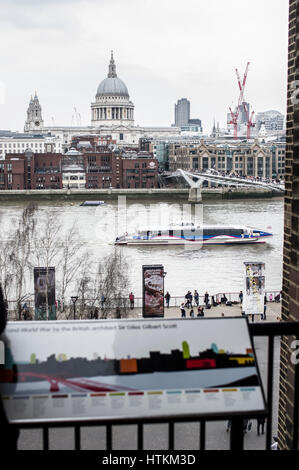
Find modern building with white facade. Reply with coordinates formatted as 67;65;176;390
0;132;62;160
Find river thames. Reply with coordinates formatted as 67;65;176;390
0;196;283;298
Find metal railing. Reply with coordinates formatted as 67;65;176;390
10;321;299;450
6;290;282;321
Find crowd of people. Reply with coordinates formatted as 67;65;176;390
163;289;282;320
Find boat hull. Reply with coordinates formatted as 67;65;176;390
115;236;271;246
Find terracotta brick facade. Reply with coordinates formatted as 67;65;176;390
0;145;158;190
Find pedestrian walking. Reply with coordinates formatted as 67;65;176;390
190;309;194;317
257;417;266;436
184;291;192;308
165;291;170;308
204;291;209;307
100;294;106;309
262;303;267;321
129;292;134;309
239;290;243;303
180;303;186;318
194;290;199;306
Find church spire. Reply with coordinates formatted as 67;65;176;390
108;50;117;78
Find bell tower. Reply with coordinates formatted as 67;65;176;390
24;92;44;132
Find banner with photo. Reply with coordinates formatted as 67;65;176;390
34;267;56;320
243;262;265;316
142;265;164;318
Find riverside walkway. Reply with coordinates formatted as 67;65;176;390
129;301;281;323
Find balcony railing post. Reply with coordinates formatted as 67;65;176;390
266;336;274;450
230;417;244;450
293;333;299;450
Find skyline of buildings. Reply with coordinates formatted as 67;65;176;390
0;51;286;144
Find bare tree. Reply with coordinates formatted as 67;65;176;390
94;250;131;319
57;222;87;315
0;238;15;303
74;252;94;320
31;210;62;319
9;204;37;319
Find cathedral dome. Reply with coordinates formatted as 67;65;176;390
96;51;129;98
96;77;129;98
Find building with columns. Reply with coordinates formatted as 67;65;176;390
168;139;285;180
23;52;181;148
91;52;135;127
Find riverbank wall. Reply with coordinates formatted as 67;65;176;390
0;186;282;202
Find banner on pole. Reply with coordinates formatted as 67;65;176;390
243;262;265;316
142;265;164;318
34;267;56;320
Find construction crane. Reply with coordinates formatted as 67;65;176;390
243;102;255;139
228;62;250;139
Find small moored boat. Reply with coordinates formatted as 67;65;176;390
80;201;105;206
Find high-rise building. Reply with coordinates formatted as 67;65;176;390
278;0;299;450
174;98;202;132
174;98;190;127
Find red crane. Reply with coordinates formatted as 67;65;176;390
243;103;255;139
228;62;250;139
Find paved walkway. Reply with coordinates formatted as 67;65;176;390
129;301;281;323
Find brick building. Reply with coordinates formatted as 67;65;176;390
278;0;299;450
121;151;158;189
0;147;63;190
0;139;158;190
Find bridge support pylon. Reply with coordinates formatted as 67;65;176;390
188;187;202;203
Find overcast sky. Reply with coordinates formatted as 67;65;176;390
0;0;289;133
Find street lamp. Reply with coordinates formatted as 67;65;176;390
71;296;79;320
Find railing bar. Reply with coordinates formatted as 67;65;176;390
169;421;174;450
137;423;143;450
74;425;81;450
106;424;112;450
200;421;206;450
230;417;244;450
292;334;299;450
43;426;49;450
266;336;274;450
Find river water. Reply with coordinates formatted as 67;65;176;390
0;197;283;298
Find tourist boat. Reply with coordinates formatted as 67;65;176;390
115;223;273;245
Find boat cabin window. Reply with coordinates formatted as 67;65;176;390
203;228;243;236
